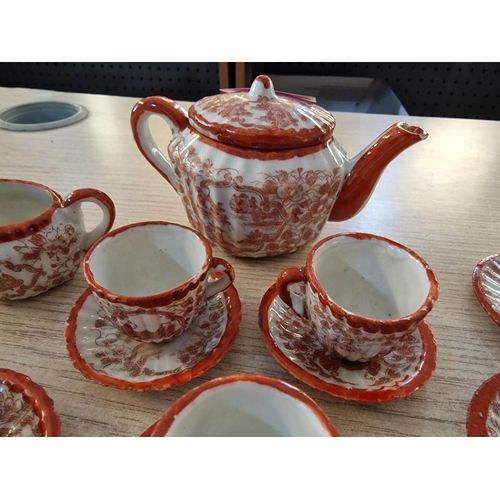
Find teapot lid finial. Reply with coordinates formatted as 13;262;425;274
247;75;276;101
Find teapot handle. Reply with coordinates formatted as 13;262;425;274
61;188;116;250
130;96;189;189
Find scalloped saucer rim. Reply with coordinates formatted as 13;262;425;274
258;283;437;403
472;253;500;327
140;420;157;437
0;368;61;436
467;372;500;437
65;286;241;391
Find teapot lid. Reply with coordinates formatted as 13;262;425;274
188;75;335;149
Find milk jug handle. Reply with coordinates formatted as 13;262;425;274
61;189;116;250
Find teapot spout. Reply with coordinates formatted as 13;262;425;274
329;122;428;222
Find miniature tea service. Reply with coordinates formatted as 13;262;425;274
0;178;115;300
141;374;339;437
130;74;428;258
83;221;235;343
276;232;439;362
0;76;441;436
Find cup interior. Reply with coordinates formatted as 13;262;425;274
86;223;207;297
0;182;53;226
164;381;331;437
312;235;431;320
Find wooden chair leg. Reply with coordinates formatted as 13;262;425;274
236;62;248;88
218;62;229;89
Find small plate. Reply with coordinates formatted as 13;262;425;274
467;373;500;437
65;286;241;391
259;284;437;403
0;369;61;436
472;254;500;327
140;420;158;437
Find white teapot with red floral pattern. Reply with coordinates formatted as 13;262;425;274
131;75;428;258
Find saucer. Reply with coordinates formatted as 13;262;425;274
259;284;437;403
140;420;158;437
467;373;500;437
472;253;500;327
0;368;61;436
65;286;241;391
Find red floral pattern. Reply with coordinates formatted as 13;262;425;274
308;289;418;362
94;283;207;343
197;94;308;130
268;295;423;390
79;291;228;382
0;383;41;437
487;390;500;436
472;254;500;327
168;137;342;257
0;224;83;300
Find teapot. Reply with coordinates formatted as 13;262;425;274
130;75;428;258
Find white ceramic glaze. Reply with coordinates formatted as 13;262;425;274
65;286;241;390
312;235;430;319
0;179;115;300
277;233;439;362
83;221;235;343
87;223;207;296
147;374;339;437
131;75;428;257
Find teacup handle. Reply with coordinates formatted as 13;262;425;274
277;267;308;318
61;188;116;250
205;257;235;298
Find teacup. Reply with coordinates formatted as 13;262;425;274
0;179;115;300
83;221;235;343
146;374;339;437
277;232;439;362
